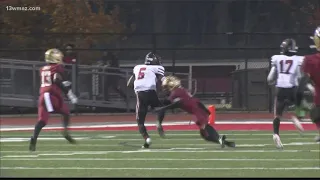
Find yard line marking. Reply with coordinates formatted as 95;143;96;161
2;142;317;148
0;121;313;132
1;151;111;158
170;148;205;150
53;138;312;141
1;158;318;161
0;137;88;142
1;167;319;170
1;155;38;158
2;138;314;143
1;150;319;154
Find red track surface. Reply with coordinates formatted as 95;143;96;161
1;112;317;132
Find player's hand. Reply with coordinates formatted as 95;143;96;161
306;83;315;95
268;80;276;86
153;107;163;113
70;96;78;104
67;90;78;104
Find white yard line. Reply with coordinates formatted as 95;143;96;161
2;142;318;147
0;137;88;142
1;167;319;170
0;121;314;132
1;149;319;154
1;137;314;143
1;158;318;161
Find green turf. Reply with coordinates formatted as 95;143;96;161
0;130;319;177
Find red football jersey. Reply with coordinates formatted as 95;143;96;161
302;53;320;106
168;87;200;114
39;64;65;96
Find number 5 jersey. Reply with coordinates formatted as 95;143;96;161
133;64;165;92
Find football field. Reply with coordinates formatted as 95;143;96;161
1;129;319;177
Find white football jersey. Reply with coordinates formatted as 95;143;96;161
271;55;304;88
133;64;165;92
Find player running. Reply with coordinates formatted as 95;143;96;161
298;26;320;142
267;38;305;149
127;52;167;148
154;76;235;148
29;49;78;151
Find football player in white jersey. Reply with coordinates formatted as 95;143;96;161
127;52;166;148
267;38;305;149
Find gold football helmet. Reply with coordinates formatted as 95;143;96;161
310;26;320;51
45;48;64;64
162;76;181;91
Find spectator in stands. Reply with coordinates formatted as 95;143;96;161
101;51;127;101
63;44;77;65
63;44;77;78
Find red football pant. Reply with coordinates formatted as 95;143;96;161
38;92;70;123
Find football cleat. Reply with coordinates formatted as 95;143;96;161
291;116;304;133
142;138;152;148
29;137;36;152
157;126;165;138
225;140;236;148
219;135;227;148
62;131;77;144
273;134;283;149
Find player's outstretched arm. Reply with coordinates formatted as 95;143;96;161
53;73;78;104
127;74;135;87
154;98;181;113
267;66;277;85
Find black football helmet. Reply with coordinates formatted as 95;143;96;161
144;52;162;65
280;38;298;55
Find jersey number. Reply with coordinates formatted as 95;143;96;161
137;67;146;80
41;71;52;87
279;60;293;74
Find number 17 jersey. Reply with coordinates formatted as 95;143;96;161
133;64;165;92
271;55;304;88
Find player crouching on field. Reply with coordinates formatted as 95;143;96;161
154;76;235;148
298;26;320;142
29;49;78;151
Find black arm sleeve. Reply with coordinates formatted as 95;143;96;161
156;100;181;112
53;72;72;94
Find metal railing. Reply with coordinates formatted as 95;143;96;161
0;58;196;112
0;32;315;112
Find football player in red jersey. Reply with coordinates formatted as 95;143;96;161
29;49;78;151
298;26;320;142
154;76;235;148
